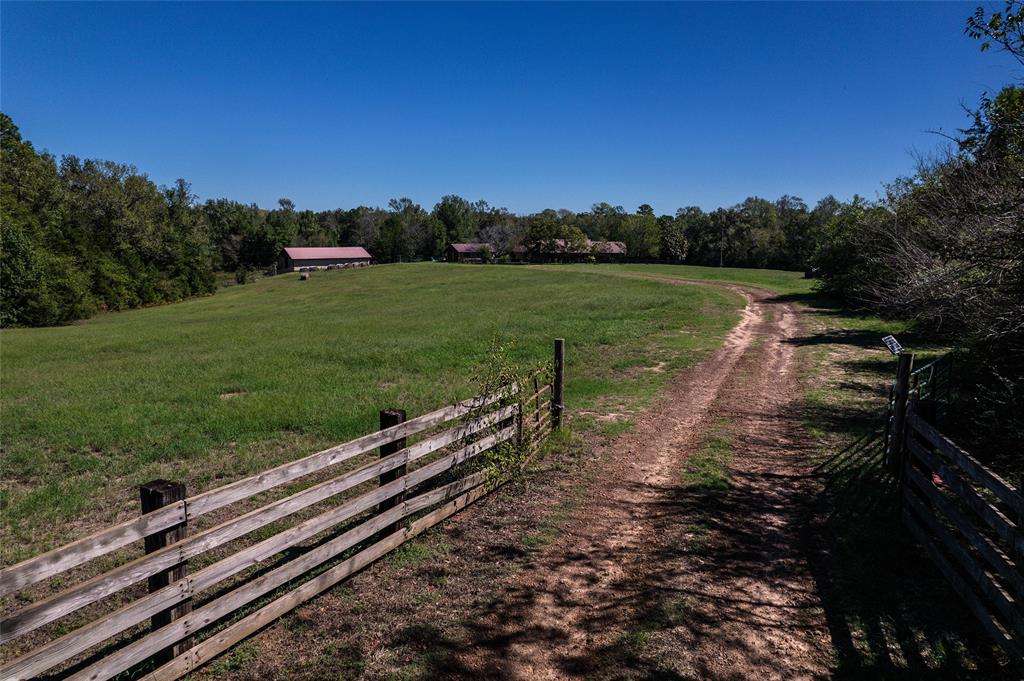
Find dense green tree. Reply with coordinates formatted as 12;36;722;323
959;83;1024;162
202;199;263;271
658;214;688;262
375;213;413;263
522;214;586;258
617;206;661;258
0;114;81;325
1;114;216;325
774;195;814;269
433;195;476;246
578;202;625;241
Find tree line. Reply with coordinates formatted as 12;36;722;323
159;185;845;273
1;112;848;327
2;0;1020;383
1;120;216;327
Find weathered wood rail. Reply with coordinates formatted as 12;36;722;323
899;403;1024;666
0;342;562;680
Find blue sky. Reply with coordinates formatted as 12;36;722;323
1;2;1018;214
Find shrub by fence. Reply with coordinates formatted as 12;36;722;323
0;340;564;680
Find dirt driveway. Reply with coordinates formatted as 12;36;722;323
196;275;1018;681
447;285;833;679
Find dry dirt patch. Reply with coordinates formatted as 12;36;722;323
447;288;834;680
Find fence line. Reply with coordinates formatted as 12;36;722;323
0;390;511;599
899;404;1023;666
0;340;564;681
1;405;519;646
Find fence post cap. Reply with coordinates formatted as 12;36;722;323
380;408;407;422
140;479;179;492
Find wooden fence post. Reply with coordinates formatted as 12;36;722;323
516;399;524;449
139;480;192;665
533;375;541;426
553;338;565;429
889;352;914;477
378;409;407;536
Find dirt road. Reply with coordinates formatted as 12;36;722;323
454;284;833;679
200;276;1015;681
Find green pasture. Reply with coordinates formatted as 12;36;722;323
543;263;816;296
1;263;746;557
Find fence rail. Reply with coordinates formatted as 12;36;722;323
0;341;564;681
900;406;1023;665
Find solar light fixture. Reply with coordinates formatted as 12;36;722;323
881;335;904;355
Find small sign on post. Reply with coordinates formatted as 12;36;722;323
882;335;904;355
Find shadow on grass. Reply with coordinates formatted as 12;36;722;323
787;328;889;350
805;426;1017;680
839;356;901;377
769;292;949;357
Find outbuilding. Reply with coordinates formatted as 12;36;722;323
446;243;493;263
278;246;372;272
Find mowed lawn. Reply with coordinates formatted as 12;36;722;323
1;263;744;558
546;263;816;296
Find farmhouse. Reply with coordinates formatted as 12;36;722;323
446;243;493;263
278;246;372;272
514;239;627;263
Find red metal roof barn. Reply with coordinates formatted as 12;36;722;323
278;247;372;272
446;243;493;262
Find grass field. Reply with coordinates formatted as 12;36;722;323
1;263;746;559
547;263;817;297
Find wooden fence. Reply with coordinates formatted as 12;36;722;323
0;340;564;680
883;353;955;473
897;400;1023;665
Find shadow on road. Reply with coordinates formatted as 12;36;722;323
411;407;1017;681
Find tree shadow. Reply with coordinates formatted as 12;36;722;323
768;292;948;356
839;357;900;377
804;429;1015;680
785;329;889;350
414;405;1016;680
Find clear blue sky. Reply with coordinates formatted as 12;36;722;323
1;2;1018;214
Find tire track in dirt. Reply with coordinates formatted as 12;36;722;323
653;291;833;680
453;282;832;679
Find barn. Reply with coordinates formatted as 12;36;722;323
446;243;493;263
278;246;372;272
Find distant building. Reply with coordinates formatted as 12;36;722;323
278;246;372;272
513;239;627;263
446;243;493;263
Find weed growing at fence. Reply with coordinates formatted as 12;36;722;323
210;640;260;674
467;337;539;486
